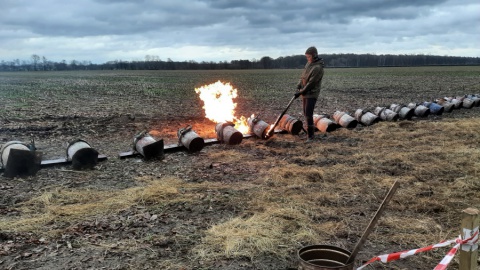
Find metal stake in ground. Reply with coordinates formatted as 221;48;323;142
346;180;400;265
266;95;297;138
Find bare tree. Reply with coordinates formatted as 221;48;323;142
31;54;40;71
42;56;48;71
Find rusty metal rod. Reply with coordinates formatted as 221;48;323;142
346;180;400;265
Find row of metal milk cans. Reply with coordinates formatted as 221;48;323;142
312;94;480;132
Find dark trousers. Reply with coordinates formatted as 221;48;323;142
302;98;317;138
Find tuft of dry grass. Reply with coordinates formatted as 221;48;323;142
0;176;182;234
193;206;318;261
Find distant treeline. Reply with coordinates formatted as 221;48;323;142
1;53;479;71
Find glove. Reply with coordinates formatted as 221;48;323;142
297;84;302;90
294;92;301;99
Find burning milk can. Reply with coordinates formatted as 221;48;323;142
215;122;243;145
1;141;41;178
178;126;205;152
67;139;99;170
313;114;338;133
332;111;357;129
247;116;270;139
278;114;303;135
133;131;164;160
354;109;379;126
389;104;414;120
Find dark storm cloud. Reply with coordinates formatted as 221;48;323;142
0;0;447;37
0;0;478;62
202;0;448;24
319;0;446;20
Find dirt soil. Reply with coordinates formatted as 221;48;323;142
1;69;480;270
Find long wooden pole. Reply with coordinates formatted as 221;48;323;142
265;95;296;138
346;180;400;264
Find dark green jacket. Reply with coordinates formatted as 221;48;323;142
297;58;325;99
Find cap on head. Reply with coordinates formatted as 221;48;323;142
305;46;318;57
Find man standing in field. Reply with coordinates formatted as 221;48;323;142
295;46;325;142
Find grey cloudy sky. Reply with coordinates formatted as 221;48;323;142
1;0;479;64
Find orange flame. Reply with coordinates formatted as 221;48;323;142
234;115;250;134
195;81;250;134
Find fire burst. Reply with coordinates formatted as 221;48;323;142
195;81;249;134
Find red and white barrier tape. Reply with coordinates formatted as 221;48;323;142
434;228;478;270
433;242;461;270
356;228;478;270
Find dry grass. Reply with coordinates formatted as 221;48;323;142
1;116;480;268
191;117;480;265
192;207;317;261
1;67;480;269
0;176;182;234
207;149;253;163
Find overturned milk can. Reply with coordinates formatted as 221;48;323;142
422;101;444;115
178;126;205;152
67;139;99;170
278;114;303;135
445;97;463;109
407;103;430;117
1;141;41;178
298;244;354;270
354;109;379;126
389;104;414;120
459;96;475;109
215;122;243;145
313;114;338;133
332;111;357;129
374;107;399;121
133;131;164;160
247;115;270;139
435;99;455;113
466;94;480;107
